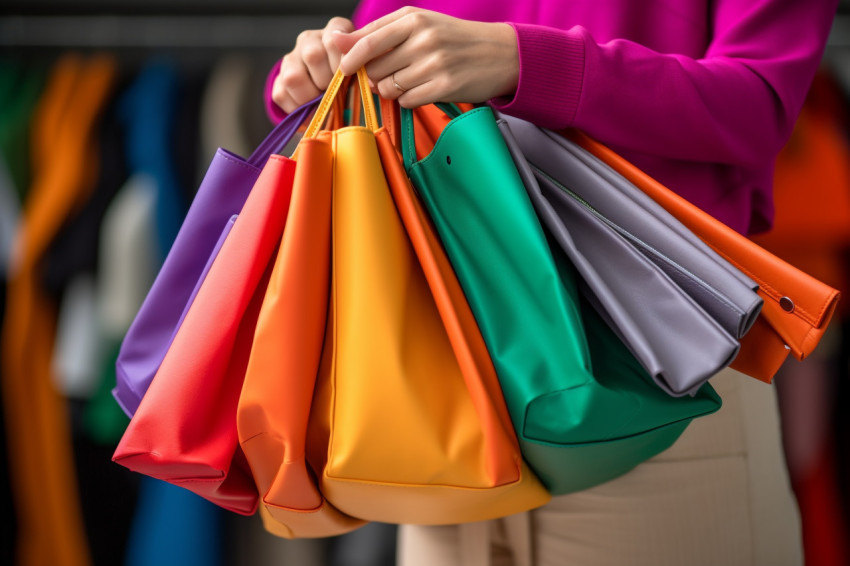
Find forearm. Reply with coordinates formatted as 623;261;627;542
494;0;836;168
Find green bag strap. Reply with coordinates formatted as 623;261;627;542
400;102;464;169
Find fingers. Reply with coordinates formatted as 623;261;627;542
273;55;319;113
300;32;335;91
272;8;518;113
379;73;439;108
338;7;422;76
272;16;354;113
330;30;359;58
322;17;356;71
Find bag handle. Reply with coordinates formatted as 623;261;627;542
302;67;377;140
400;102;463;168
247;95;322;167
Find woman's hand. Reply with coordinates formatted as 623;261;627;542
270;16;358;113
338;7;519;107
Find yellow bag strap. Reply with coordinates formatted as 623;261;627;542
302;67;376;140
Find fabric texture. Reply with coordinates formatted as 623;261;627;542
265;0;837;236
398;103;722;495
255;2;834;563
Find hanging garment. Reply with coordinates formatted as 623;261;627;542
41;86;129;296
123;478;224;566
0;157;19;278
116;58;187;263
0;154;18;566
52;275;103;398
0;61;46;201
83;172;157;448
47;91;129;399
1;52;117;566
199;55;256;166
80;171;161;566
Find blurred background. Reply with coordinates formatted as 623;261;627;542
0;1;849;565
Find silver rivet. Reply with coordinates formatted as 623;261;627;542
779;297;795;313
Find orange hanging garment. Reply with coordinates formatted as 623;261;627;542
1;53;116;566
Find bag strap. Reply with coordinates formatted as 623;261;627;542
400;102;463;168
246;95;322;167
380;97;401;147
302;67;377;141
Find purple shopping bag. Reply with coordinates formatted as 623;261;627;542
112;97;320;417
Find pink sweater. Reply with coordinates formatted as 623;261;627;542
265;0;837;234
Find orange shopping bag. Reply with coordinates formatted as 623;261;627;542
236;114;364;539
563;129;841;382
237;69;549;538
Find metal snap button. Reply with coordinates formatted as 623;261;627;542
779;297;795;313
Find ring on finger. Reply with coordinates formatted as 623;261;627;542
392;72;408;93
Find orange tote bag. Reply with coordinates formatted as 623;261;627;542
238;69;549;538
319;72;548;525
236;126;365;539
563;129;840;383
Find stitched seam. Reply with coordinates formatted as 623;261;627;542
709;253;822;326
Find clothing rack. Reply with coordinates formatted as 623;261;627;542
0;0;358;51
3;4;848;51
0;15;330;49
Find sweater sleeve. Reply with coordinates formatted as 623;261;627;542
491;0;838;168
264;58;287;124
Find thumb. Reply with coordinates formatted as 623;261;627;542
331;30;359;54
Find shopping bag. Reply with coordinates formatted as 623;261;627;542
399;103;721;494
112;98;320;416
235;89;364;539
239;69;549;537
562;128;841;382
498;114;760;396
112;135;305;515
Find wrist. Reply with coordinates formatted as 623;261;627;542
488;22;520;98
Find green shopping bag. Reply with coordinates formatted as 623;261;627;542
400;104;722;494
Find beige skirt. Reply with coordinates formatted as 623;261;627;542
398;368;802;566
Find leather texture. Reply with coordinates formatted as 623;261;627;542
113;98;320;417
113;151;298;515
236;127;365;538
502;115;763;337
400;104;721;495
252;69;551;530
499;115;761;397
562;129;841;383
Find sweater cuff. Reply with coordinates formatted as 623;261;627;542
264;58;287;124
489;23;585;130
